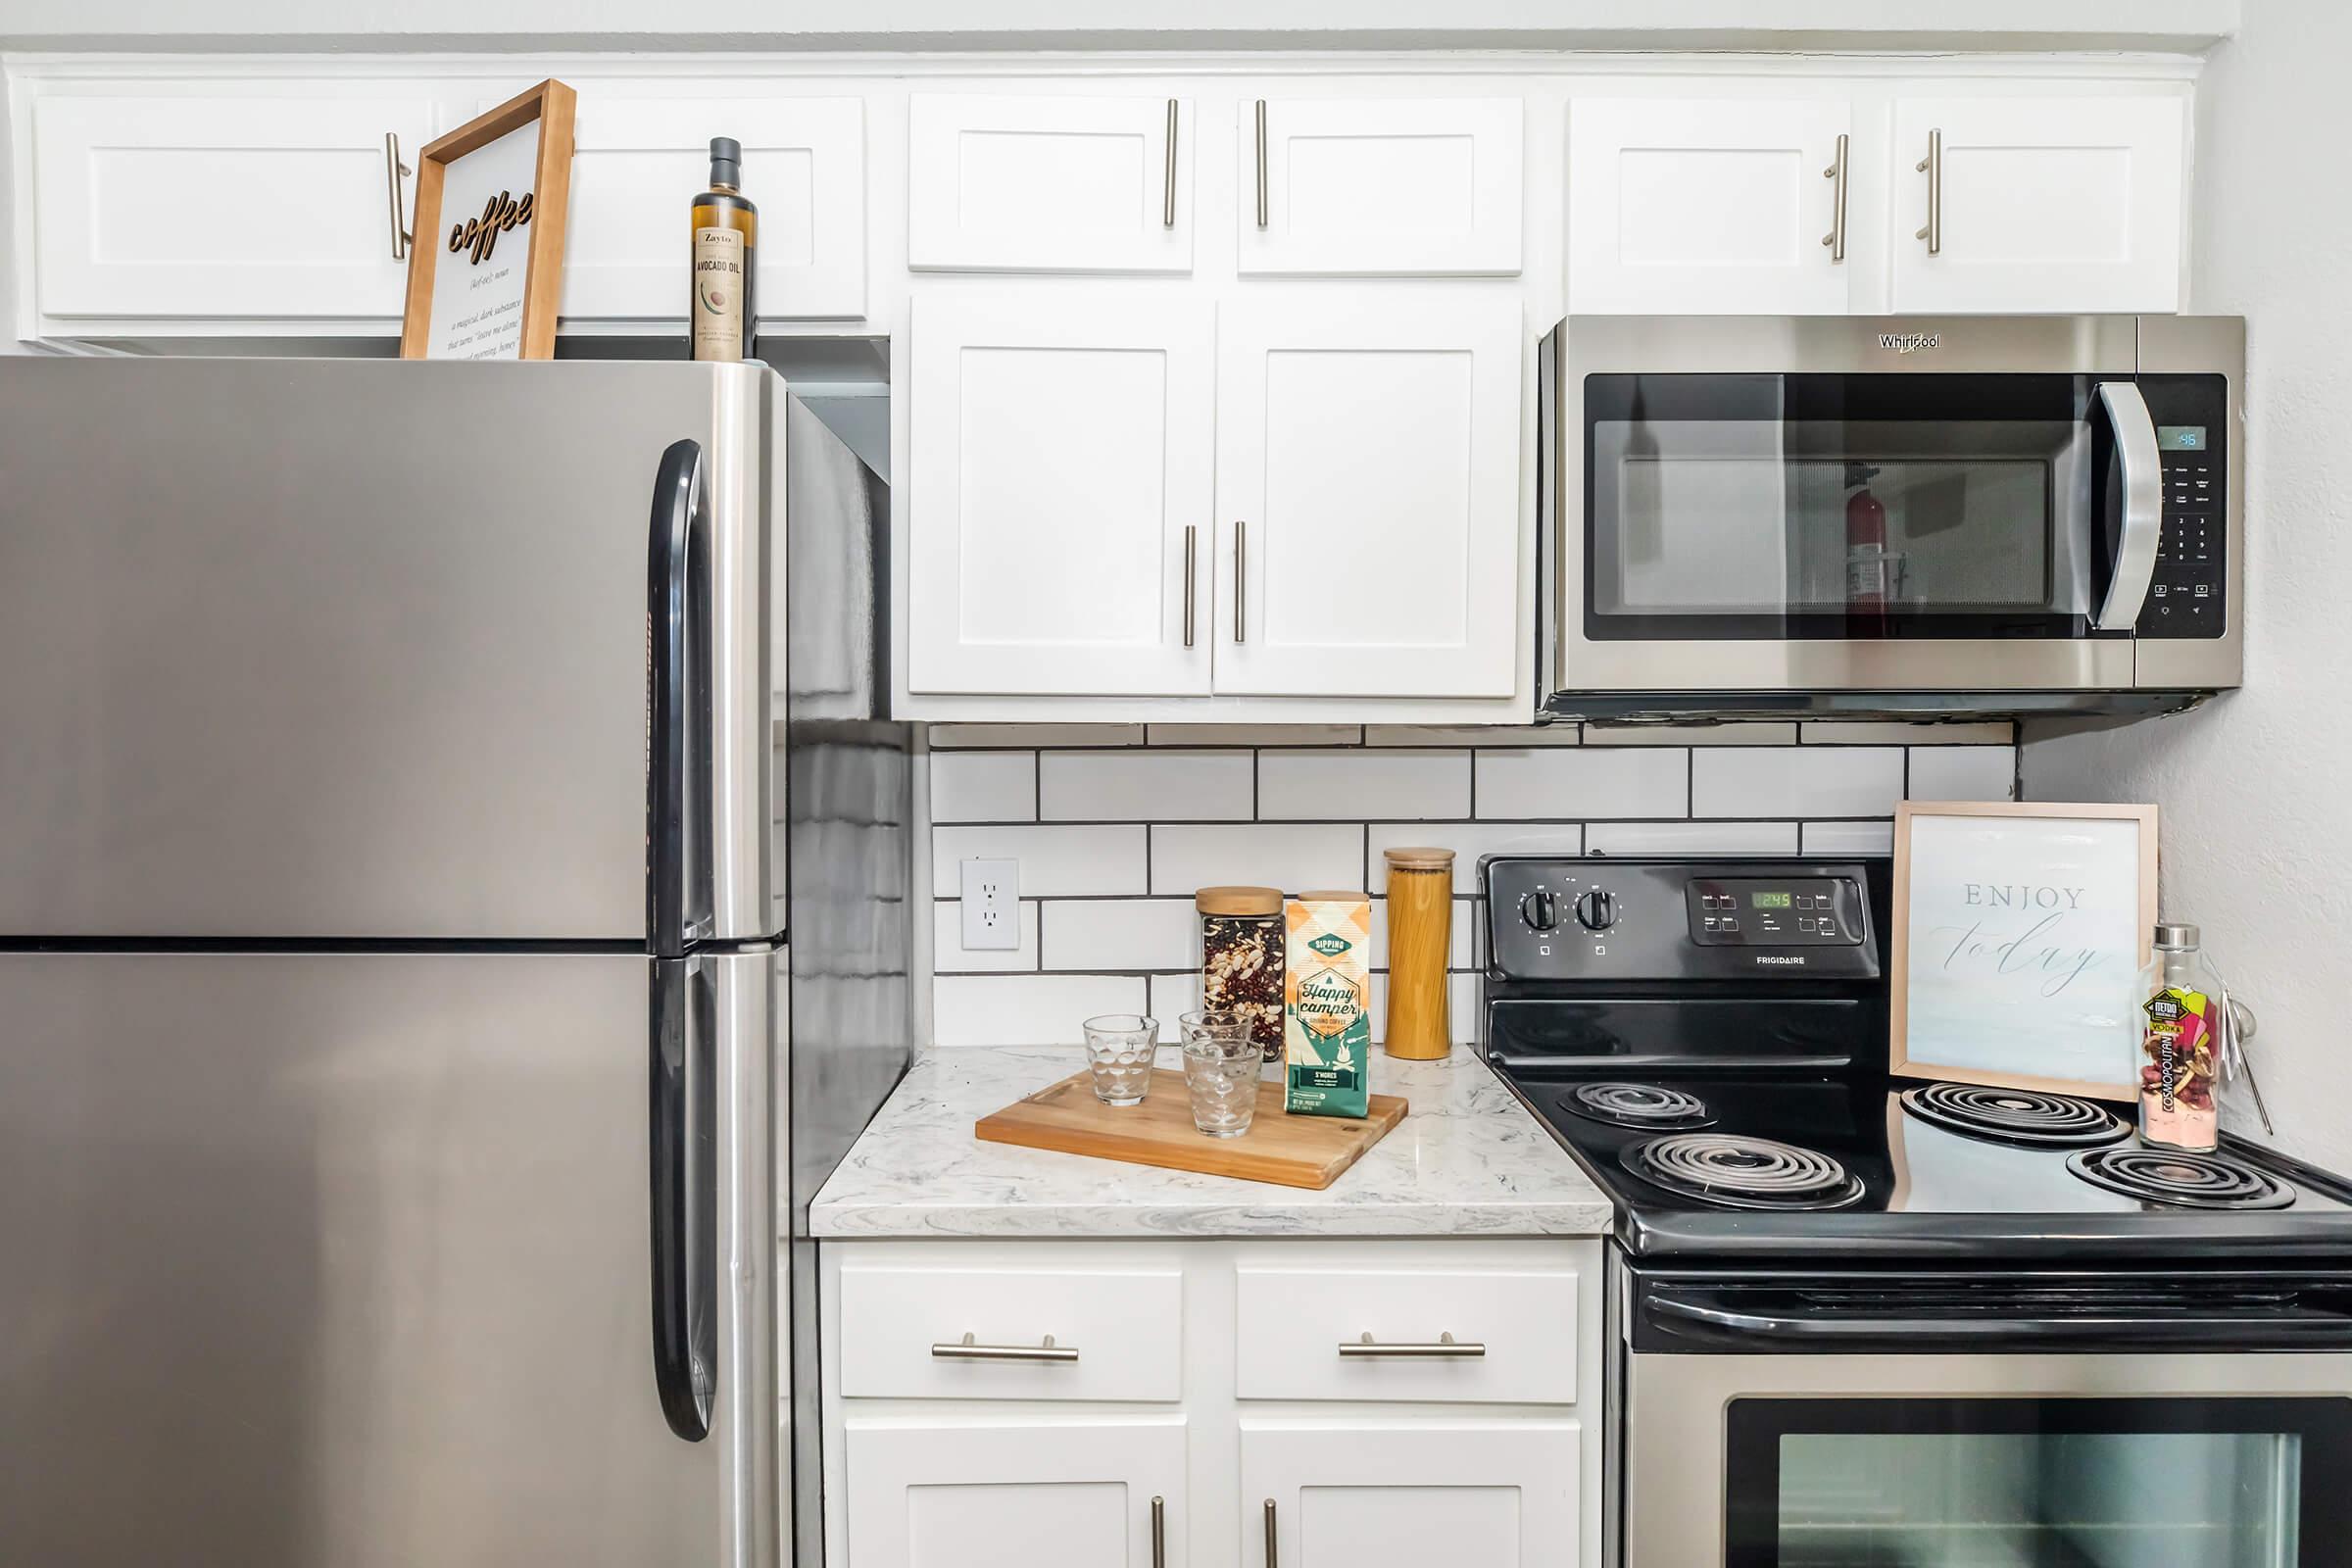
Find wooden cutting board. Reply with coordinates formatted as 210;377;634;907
974;1068;1407;1191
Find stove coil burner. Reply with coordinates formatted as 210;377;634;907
1562;1082;1714;1131
1624;1133;1865;1211
1901;1082;2130;1149
2068;1147;2295;1210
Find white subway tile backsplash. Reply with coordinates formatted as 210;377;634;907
1366;822;1583;893
1801;720;2015;746
1586;721;1795;747
1151;822;1364;895
1475;747;1689;820
932;900;1041;973
1257;749;1470;821
1147;972;1200;1037
932;824;1148;898
928;751;1036;823
1692;747;1904;819
1802;820;1896;855
1041;749;1254;821
1584;820;1800;856
1041;898;1197;973
1366;723;1580;748
1907;746;2019;803
932;973;1150;1047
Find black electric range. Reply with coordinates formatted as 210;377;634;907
1480;855;2352;1265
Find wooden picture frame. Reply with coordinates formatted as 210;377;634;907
399;79;575;360
1890;800;2159;1102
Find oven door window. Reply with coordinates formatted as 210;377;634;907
1725;1396;2352;1567
1585;372;2117;641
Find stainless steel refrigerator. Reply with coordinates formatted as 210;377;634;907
0;357;913;1566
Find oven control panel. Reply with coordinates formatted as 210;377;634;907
1484;857;1881;982
2136;373;2229;641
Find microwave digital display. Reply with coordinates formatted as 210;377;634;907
2157;424;2209;451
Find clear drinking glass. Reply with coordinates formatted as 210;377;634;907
1081;1013;1159;1106
1179;1010;1260;1139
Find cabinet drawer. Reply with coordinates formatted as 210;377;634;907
838;1262;1184;1401
1234;1264;1577;1403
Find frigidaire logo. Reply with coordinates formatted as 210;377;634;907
1878;332;1940;354
1754;955;1807;966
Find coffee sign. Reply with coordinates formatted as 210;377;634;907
1890;801;2159;1102
399;80;575;362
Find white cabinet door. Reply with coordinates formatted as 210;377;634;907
907;291;1215;696
908;95;1193;273
554;90;863;319
1567;97;1856;314
1240;97;1523;276
1890;95;2184;313
1213;291;1521;699
31;88;436;320
1242;1418;1580;1568
845;1415;1186;1568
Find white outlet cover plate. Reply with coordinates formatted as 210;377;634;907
959;857;1020;951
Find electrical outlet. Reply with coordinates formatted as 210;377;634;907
959;858;1020;951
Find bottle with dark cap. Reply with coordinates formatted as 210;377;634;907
690;135;757;362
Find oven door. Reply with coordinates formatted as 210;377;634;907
1548;315;2159;702
1622;1269;2352;1567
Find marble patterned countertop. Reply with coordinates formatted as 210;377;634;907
808;1045;1615;1239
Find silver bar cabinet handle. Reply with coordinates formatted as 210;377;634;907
929;1331;1079;1363
1339;1330;1488;1358
1151;1495;1166;1568
2092;380;2163;631
1915;127;1942;255
1254;99;1269;228
1232;521;1247;644
384;131;414;260
1263;1498;1278;1566
1182;524;1198;649
1163;100;1179;229
1820;131;1848;263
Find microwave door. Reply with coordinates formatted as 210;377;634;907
2090;378;2165;631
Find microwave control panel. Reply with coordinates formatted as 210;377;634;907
2137;373;2229;640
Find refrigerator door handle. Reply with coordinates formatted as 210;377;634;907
647;438;711;958
649;956;716;1442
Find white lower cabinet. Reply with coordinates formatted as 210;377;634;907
845;1415;1187;1568
1243;1418;1581;1568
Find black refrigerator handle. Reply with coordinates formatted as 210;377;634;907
648;437;709;961
650;956;716;1442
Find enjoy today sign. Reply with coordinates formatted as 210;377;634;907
1891;801;2159;1102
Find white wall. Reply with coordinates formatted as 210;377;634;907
2022;5;2352;1171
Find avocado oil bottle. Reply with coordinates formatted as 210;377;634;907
691;137;756;362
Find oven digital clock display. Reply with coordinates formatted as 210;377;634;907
1751;892;1792;908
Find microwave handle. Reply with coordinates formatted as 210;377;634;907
2092;379;2163;631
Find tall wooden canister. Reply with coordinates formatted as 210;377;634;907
1382;847;1455;1059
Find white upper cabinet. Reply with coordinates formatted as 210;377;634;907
907;290;1215;697
31;86;438;320
1890;94;2184;314
1567;98;1858;314
907;94;1194;274
1213;291;1522;699
1239;97;1523;276
555;90;864;320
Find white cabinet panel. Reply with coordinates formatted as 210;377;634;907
837;1261;1183;1401
1891;95;2184;313
1240;98;1523;276
908;95;1193;273
908;291;1214;696
32;89;436;319
846;1416;1186;1568
1568;98;1856;314
1243;1418;1580;1568
555;91;863;319
1214;291;1521;698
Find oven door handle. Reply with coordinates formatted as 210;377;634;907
2092;378;2163;632
1644;1294;2352;1351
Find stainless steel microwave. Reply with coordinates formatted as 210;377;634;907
1538;315;2244;720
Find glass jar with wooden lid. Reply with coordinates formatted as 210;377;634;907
1381;847;1455;1059
1196;886;1285;1062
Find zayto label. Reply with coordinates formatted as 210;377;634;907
692;225;746;363
1285;896;1371;1119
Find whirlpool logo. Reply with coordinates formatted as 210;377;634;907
1878;331;1941;354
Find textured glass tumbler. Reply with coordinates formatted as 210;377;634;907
1081;1013;1159;1106
1179;1010;1259;1139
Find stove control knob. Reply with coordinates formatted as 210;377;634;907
1575;889;1617;932
1519;890;1562;934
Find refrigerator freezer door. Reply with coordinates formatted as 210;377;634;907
0;948;778;1568
0;357;782;943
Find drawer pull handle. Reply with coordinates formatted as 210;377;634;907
1152;1494;1167;1568
1339;1330;1486;1358
1263;1497;1278;1566
930;1331;1079;1363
